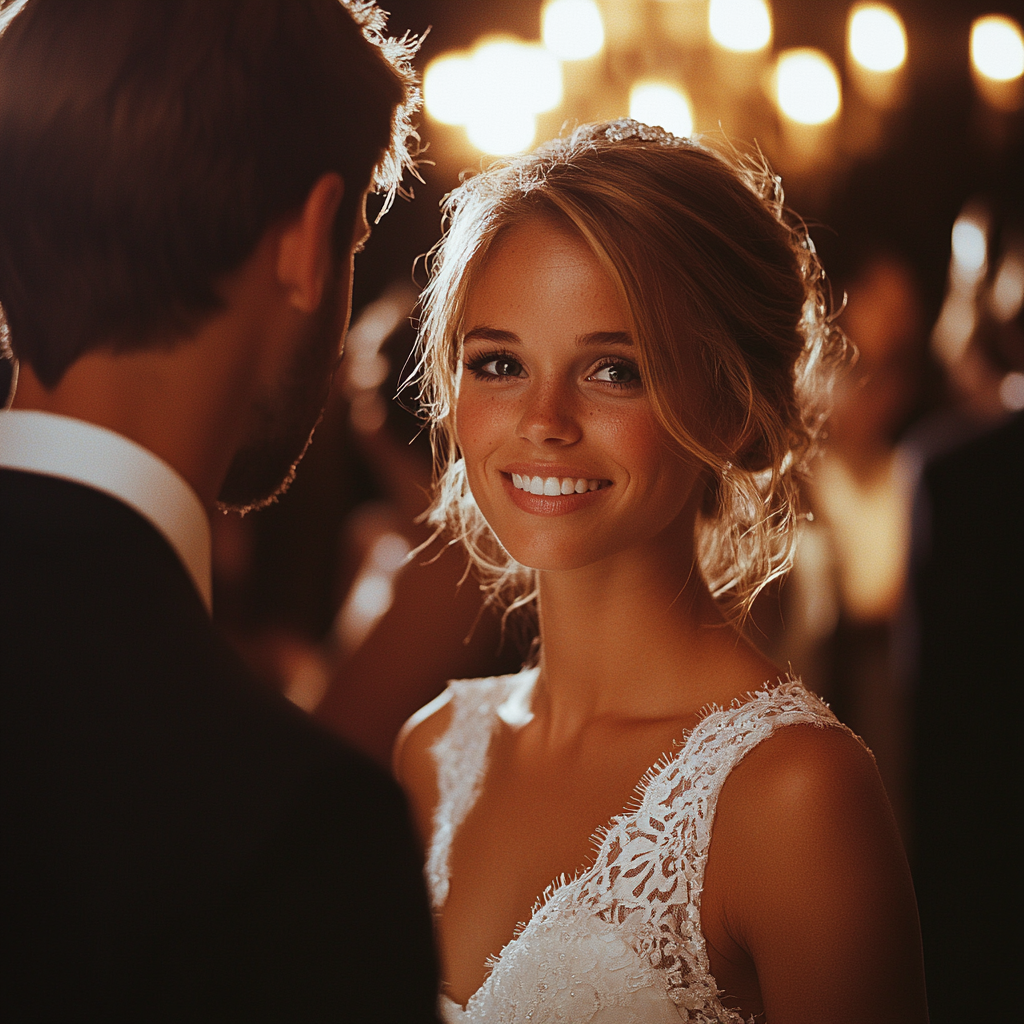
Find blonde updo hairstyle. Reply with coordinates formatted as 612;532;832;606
416;121;844;621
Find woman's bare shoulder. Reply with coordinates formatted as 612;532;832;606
730;718;880;813
391;687;457;848
711;720;894;892
393;686;456;788
705;720;927;1022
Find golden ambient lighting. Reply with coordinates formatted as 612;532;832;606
472;39;563;116
775;49;842;124
708;0;772;54
971;15;1024;81
425;39;563;155
989;247;1024;323
542;0;605;61
951;210;989;286
423;54;474;126
629;82;694;138
466;110;538;157
848;4;907;73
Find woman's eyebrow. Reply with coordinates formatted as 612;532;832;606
577;331;633;347
462;326;520;345
462;327;633;347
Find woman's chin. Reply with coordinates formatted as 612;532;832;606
498;539;619;575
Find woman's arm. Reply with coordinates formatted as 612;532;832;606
703;723;928;1023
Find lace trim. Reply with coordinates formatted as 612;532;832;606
576;680;844;1019
430;676;851;1022
426;673;526;909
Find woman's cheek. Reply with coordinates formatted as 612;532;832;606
455;388;506;464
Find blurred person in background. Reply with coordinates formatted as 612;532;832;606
395;121;927;1023
906;202;1023;1021
0;1;439;1020
762;243;935;837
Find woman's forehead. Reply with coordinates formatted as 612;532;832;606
462;220;630;341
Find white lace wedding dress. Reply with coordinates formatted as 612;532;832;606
428;670;852;1024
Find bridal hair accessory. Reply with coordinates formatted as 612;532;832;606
603;118;699;149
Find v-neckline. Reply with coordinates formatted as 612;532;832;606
440;674;784;1014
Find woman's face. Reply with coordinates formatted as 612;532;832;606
454;216;701;573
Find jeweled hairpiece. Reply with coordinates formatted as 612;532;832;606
603;118;699;148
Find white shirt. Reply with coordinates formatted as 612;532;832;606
0;409;212;613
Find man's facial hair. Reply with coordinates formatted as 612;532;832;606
216;273;343;514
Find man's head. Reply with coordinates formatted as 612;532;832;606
0;0;418;508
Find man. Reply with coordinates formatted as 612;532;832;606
0;2;438;1020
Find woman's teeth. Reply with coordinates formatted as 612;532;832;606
511;474;606;496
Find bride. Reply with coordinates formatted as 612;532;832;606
395;121;927;1023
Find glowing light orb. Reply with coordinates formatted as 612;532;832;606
849;4;907;73
425;39;563;154
467;110;538;156
775;49;841;124
542;0;604;61
951;214;988;283
423;54;474;125
629;82;694;138
473;40;563;116
971;15;1024;82
708;0;772;53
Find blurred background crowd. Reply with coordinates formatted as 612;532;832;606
2;0;1020;1017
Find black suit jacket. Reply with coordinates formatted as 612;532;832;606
1;469;439;1023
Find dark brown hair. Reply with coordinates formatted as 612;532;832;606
0;0;419;386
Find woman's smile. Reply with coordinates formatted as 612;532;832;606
501;467;612;517
509;473;608;496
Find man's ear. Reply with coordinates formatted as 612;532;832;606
276;172;345;313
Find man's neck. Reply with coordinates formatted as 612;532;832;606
12;348;242;513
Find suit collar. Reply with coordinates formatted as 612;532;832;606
0;409;212;613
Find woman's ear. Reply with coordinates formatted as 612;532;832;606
276;172;345;313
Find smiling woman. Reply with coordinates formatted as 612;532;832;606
454;216;702;576
395;120;927;1023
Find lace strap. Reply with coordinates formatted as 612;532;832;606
576;680;851;1019
426;675;513;909
669;680;848;881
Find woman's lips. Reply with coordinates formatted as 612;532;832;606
500;471;612;515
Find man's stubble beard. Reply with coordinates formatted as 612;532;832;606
216;271;344;515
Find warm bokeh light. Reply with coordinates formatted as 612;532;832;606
849;4;907;73
775;49;842;124
934;205;990;368
1000;371;1024;411
423;54;474;126
990;247;1024;323
971;15;1024;81
629;82;694;138
951;212;988;285
466;110;538;156
425;39;563;154
708;0;772;53
473;39;563;115
542;0;605;61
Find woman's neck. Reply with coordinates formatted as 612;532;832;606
527;545;776;744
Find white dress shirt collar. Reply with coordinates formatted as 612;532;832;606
0;409;212;614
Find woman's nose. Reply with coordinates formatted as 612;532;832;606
516;379;582;446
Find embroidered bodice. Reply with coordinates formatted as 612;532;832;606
428;671;848;1024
